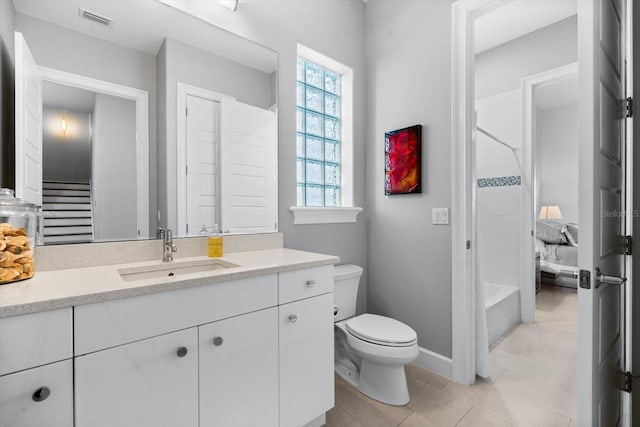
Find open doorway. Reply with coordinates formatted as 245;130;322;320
473;0;578;356
13;34;150;244
453;0;580;423
453;0;632;424
41;81;138;244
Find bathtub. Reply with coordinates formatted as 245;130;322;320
484;282;520;346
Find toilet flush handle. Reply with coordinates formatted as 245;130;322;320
306;280;315;287
288;314;298;323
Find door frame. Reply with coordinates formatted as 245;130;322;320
175;82;234;236
451;0;507;386
39;66;150;239
520;63;579;323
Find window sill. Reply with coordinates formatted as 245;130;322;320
290;206;363;225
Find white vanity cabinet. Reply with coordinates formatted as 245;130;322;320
0;308;73;427
199;307;279;427
75;328;199;427
279;267;335;427
0;261;336;427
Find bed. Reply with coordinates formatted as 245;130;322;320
535;220;579;288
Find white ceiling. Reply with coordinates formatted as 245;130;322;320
475;0;577;54
535;73;578;110
42;81;96;113
12;0;277;73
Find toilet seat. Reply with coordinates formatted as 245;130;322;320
345;314;417;347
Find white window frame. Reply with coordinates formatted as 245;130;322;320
291;44;362;225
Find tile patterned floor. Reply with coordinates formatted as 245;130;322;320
326;285;577;427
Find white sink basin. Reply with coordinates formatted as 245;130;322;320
118;259;239;282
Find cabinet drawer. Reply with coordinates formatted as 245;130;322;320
0;359;73;427
278;265;333;304
75;274;277;355
0;308;72;375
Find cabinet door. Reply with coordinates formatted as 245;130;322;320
75;328;198;427
0;359;72;427
199;307;278;427
279;293;334;427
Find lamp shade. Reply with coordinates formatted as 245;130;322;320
539;205;562;220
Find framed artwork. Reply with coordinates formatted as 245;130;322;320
384;124;422;195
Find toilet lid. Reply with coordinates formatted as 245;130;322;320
345;314;417;347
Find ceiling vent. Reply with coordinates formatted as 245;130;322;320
78;8;113;27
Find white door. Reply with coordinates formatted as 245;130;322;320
14;32;42;206
75;328;198;427
577;0;630;425
185;95;219;236
220;98;277;234
199;307;278;427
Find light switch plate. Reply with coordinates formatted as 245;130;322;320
432;208;449;225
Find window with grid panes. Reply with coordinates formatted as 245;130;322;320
296;58;342;206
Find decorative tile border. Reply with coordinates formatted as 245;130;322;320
477;175;522;188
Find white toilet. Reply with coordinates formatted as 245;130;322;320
334;264;419;406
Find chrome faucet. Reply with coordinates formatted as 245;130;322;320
163;229;177;262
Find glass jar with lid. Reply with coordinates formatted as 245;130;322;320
0;188;41;284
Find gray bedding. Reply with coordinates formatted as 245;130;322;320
536;238;578;273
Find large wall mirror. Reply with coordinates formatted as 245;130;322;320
12;0;278;245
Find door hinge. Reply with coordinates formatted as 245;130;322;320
626;97;633;118
466;240;471;250
624;235;633;255
185;165;188;175
619;371;639;393
186;224;189;233
186;107;189;117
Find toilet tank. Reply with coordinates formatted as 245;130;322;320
334;264;363;322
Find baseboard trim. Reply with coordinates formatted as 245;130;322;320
414;347;453;380
303;413;325;427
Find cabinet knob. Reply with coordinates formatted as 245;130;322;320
32;386;51;402
306;280;315;287
176;346;188;358
288;314;298;323
212;336;224;346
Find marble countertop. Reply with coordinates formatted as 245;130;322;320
0;248;339;318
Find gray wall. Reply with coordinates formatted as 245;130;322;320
0;0;14;188
174;1;369;314
538;103;579;223
158;37;273;232
475;16;577;99
92;93;137;242
42;107;91;182
15;13;158;234
365;0;454;357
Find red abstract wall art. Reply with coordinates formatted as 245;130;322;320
384;125;422;195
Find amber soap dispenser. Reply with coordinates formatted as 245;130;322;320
207;225;223;258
